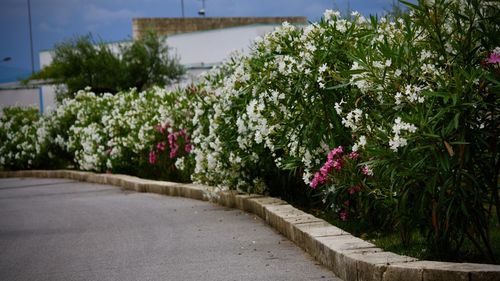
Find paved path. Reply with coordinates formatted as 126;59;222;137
0;178;341;281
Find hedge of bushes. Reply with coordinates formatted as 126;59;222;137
1;0;498;263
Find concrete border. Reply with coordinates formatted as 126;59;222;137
1;170;499;281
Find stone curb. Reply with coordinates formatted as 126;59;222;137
1;170;499;281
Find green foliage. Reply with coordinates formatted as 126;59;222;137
189;0;499;262
0;107;40;170
1;0;498;264
28;32;184;99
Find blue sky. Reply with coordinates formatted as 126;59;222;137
0;0;410;82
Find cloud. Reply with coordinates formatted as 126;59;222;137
38;22;63;34
84;4;141;25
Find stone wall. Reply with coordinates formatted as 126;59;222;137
132;17;307;39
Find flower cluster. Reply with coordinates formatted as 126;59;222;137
0;86;196;181
0;107;42;169
1;0;498;260
149;124;192;165
310;146;344;189
484;47;500;65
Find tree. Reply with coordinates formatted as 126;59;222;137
28;32;184;98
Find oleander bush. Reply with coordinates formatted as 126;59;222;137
1;0;498;263
0;107;42;169
0;86;196;181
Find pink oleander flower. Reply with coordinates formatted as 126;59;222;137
149;150;157;165
156;142;166;152
310;171;327;189
348;185;362;194
327;146;344;161
184;143;192;153
155;122;170;134
332;159;343;170
310;146;345;188
169;144;179;159
361;165;373;176
486;52;500;64
339;209;349;221
348;151;359;160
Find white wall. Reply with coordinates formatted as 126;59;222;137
0;88;39;114
0;82;57;116
40;24;278;75
167;25;276;66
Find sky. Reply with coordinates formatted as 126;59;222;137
0;0;410;82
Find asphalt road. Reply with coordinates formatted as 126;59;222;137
0;178;341;281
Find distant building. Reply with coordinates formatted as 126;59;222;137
132;17;307;39
2;17;306;115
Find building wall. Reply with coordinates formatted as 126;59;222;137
132;17;307;39
39;24;282;81
33;20;302;110
0;85;57;116
167;25;277;66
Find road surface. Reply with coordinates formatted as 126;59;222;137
0;178;341;281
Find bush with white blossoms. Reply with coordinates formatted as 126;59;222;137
191;0;499;261
191;11;368;195
0;0;498;263
0;107;41;169
0;86;196;181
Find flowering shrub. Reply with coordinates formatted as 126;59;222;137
191;11;369;195
191;0;499;261
0;0;498;262
0;107;41;169
0;86;196;181
313;0;499;261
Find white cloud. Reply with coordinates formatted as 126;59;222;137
38;22;63;34
84;4;141;25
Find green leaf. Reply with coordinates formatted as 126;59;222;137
325;83;351;90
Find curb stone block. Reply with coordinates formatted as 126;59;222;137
264;204;303;237
300;221;347;238
93;174;108;185
350;251;417;281
54;170;65;179
144;181;166;195
76;171;91;182
132;179;147;193
0;171;11;178
151;181;181;197
234;194;263;213
317;235;379;281
163;181;181;197
105;174;122;187
383;262;423;281
86;174;102;185
245;197;287;219
318;234;378;252
70;171;88;182
118;176;136;191
31;170;45;178
264;204;325;246
296;221;347;255
285;213;324;225
285;217;325;246
19;170;31;177
332;248;384;281
217;190;239;207
178;183;207;201
419;261;498;281
383;261;500;281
